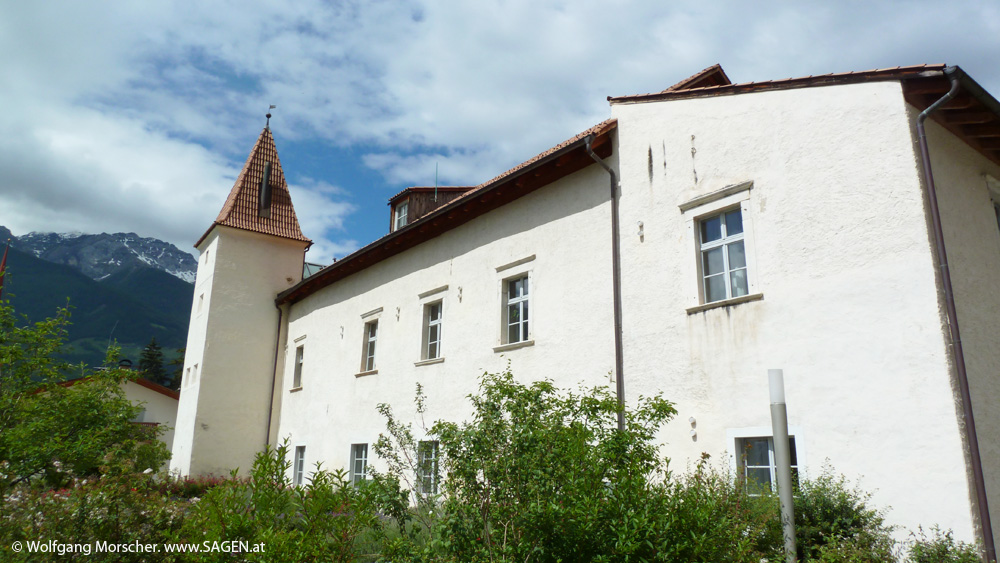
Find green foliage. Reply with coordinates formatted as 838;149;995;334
0;301;169;491
0;471;185;563
374;369;782;563
908;526;981;563
176;441;385;562
139;336;171;387
791;471;896;562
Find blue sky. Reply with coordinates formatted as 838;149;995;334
2;1;999;263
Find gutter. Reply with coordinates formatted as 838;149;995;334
585;134;626;432
916;65;996;562
265;303;283;447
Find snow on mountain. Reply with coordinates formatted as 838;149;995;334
9;228;197;284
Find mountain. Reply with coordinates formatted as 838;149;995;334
5;228;197;283
0;226;194;372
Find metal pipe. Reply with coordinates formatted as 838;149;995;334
265;303;283;447
916;67;995;562
585;134;626;432
769;369;797;563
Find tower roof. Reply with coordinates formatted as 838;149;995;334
195;127;311;248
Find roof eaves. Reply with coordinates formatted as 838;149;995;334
277;118;617;305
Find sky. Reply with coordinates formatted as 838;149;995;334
2;1;999;264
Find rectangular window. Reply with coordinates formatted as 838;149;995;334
504;275;529;344
293;345;304;388
395;200;409;230
417;440;439;495
293;445;306;486
699;208;748;303
362;320;378;372
351;443;368;486
736;436;798;494
423;301;443;360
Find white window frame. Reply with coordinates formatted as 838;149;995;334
350;443;368;486
395;200;409;230
727;426;805;494
681;183;761;313
503;274;530;344
292;344;304;389
362;320;378;372
417;440;439;495
422;301;443;360
699;208;748;303
293;445;306;486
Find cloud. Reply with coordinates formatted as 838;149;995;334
0;0;998;257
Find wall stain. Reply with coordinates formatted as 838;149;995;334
690;135;699;184
647;145;654;183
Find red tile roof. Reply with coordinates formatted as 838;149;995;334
662;63;732;92
610;64;948;103
195;128;311;248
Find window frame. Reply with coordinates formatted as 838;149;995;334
292;344;304;389
417;440;440;495
362;319;378;372
503;273;530;345
350;443;368;486
395;200;409;230
293;445;306;486
698;208;748;303
680;184;761;312
727;426;805;495
422;301;443;360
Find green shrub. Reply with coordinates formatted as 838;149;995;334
908;526;980;563
176;441;384;563
791;471;895;561
0;471;185;562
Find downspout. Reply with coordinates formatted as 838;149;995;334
916;67;996;562
265;303;283;448
585;134;626;432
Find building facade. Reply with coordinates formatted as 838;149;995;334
172;64;1000;551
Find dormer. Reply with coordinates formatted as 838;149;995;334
388;187;474;232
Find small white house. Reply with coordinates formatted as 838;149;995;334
171;63;1000;554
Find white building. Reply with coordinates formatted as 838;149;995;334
171;64;1000;553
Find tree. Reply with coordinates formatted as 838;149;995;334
0;301;169;490
138;336;169;387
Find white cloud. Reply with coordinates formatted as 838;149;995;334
0;0;998;257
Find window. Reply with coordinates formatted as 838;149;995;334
362;320;378;372
423;301;443;360
736;436;798;494
699;208;748;303
293;345;304;388
417;441;439;495
395;200;409;230
351;443;368;486
293;446;306;486
504;275;529;344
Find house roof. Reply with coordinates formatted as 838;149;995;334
388;186;473;205
611;64;1000;167
195;127;311;248
277;118;617;305
59;375;180;401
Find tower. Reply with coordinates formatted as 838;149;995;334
171;125;310;476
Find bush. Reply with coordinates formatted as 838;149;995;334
908;526;981;563
176;441;385;562
0;471;185;562
792;471;896;561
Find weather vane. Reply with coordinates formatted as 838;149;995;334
266;105;276;129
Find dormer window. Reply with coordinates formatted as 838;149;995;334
395;200;409;230
258;161;273;218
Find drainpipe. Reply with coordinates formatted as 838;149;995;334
916;67;996;562
585;134;626;432
265;303;283;447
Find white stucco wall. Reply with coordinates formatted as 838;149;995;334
277;163;617;486
924;115;1000;545
124;381;178;456
172;226;307;476
611;81;974;540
